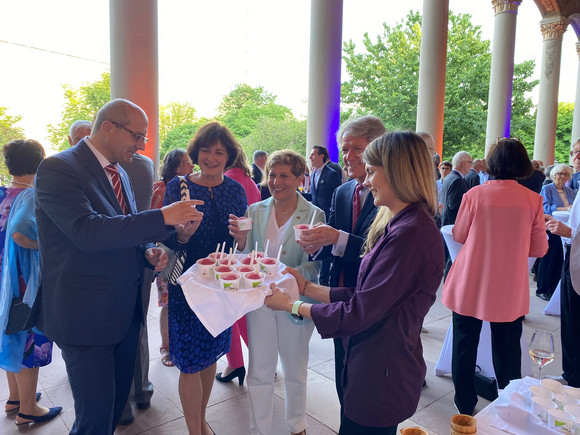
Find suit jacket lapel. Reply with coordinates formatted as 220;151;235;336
118;166;137;214
343;180;356;231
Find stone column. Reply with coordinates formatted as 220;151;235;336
109;0;159;168
571;41;580;158
306;0;343;162
533;16;568;165
416;0;449;158
484;0;521;154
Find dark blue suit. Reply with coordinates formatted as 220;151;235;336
310;163;342;219
35;140;168;434
317;179;378;411
572;172;580;191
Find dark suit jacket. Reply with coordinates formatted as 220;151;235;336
571;171;580;191
35;140;168;346
251;163;263;185
464;168;480;190
441;170;468;226
318;180;378;287
518;169;545;194
311;163;342;219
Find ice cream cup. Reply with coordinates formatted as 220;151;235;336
565;387;580;400
196;258;216;278
563;404;580;434
241;256;259;267
548;408;574;433
244;271;266;288
259;257;279;276
450;414;477;434
542;378;566;395
209;252;227;261
219;257;239;267
530;385;554;400
555;393;580;409
219;272;241;291
213;265;234;280
532;395;557;422
235;265;256;275
236;217;253;231
294;224;310;241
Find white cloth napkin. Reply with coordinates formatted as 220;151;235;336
487;378;560;434
178;258;299;337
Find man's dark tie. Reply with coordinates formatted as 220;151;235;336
105;164;127;214
169;177;189;285
352;183;363;231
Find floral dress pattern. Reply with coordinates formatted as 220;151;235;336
163;176;247;373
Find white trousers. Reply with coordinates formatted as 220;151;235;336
246;305;315;435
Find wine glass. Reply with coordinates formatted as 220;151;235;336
529;329;555;380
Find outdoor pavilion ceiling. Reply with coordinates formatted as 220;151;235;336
534;0;580;35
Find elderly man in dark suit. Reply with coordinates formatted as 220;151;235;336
464;159;482;190
35;99;202;435
298;116;385;412
441;151;471;277
251;150;267;185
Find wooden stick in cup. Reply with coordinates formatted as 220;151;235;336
276;244;283;264
264;239;270;257
308;212;316;227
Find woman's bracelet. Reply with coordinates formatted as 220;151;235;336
301;280;311;296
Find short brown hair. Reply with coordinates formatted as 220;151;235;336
265;150;306;179
187;121;242;170
486;138;533;180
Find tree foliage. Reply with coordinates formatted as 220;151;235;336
341;10;538;160
160;122;200;158
554;102;574;164
159;102;197;144
47;72;111;151
219;84;293;138
239;117;307;157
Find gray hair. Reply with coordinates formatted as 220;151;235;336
336;115;386;145
253;150;267;162
550;163;573;181
68;120;92;137
452;151;471;169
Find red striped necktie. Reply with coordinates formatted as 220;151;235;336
352;183;363;231
105;164;127;214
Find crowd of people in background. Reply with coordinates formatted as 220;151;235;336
0;98;579;435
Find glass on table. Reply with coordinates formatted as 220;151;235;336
529;329;555;380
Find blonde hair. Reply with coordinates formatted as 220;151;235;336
362;131;438;253
264;149;306;179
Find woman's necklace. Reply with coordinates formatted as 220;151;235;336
275;207;293;215
11;180;34;188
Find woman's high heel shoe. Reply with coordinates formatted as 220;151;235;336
15;406;62;426
215;366;246;386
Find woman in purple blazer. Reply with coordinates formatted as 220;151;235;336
265;131;444;434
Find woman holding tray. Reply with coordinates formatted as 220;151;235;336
163;122;247;435
229;149;325;435
263;132;445;434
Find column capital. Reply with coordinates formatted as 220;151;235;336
540;16;569;41
492;0;521;15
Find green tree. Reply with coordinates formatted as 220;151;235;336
239;117;307;157
218;84;293;138
160;123;200;158
0;107;25;183
341;10;538;160
554;102;574;164
159;102;198;144
47;72;111;151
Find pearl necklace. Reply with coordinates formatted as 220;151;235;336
11;181;34;188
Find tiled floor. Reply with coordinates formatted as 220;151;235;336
0;277;563;434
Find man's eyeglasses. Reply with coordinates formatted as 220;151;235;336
110;121;149;144
570;149;580;156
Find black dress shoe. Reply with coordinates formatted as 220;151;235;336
536;292;551;301
117;414;135;426
215;366;246;386
15;406;62;426
136;400;150;410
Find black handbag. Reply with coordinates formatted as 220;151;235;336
6;295;37;335
474;365;499;401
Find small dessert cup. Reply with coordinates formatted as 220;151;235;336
213;265;234;280
244;271;266;288
196;258;216;279
236;217;253;231
219;272;241;290
259;257;278;276
294;224;310;241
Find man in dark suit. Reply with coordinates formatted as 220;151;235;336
441;151;471;277
36;99;202;434
118;153;156;425
464;159;482;190
298;116;385;412
308;145;342;219
519;160;545;194
251;150;267;185
571;155;580;191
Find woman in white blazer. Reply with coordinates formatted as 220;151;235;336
229;150;324;435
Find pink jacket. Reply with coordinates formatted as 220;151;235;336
442;180;548;322
224;167;261;205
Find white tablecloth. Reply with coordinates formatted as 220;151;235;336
178;256;299;337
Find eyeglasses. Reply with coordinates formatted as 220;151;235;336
110;121;149;144
570;149;580;156
463;160;474;164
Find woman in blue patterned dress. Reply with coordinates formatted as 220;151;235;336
0;140;62;426
163;122;247;435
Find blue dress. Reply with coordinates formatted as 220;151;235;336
163;176;247;373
